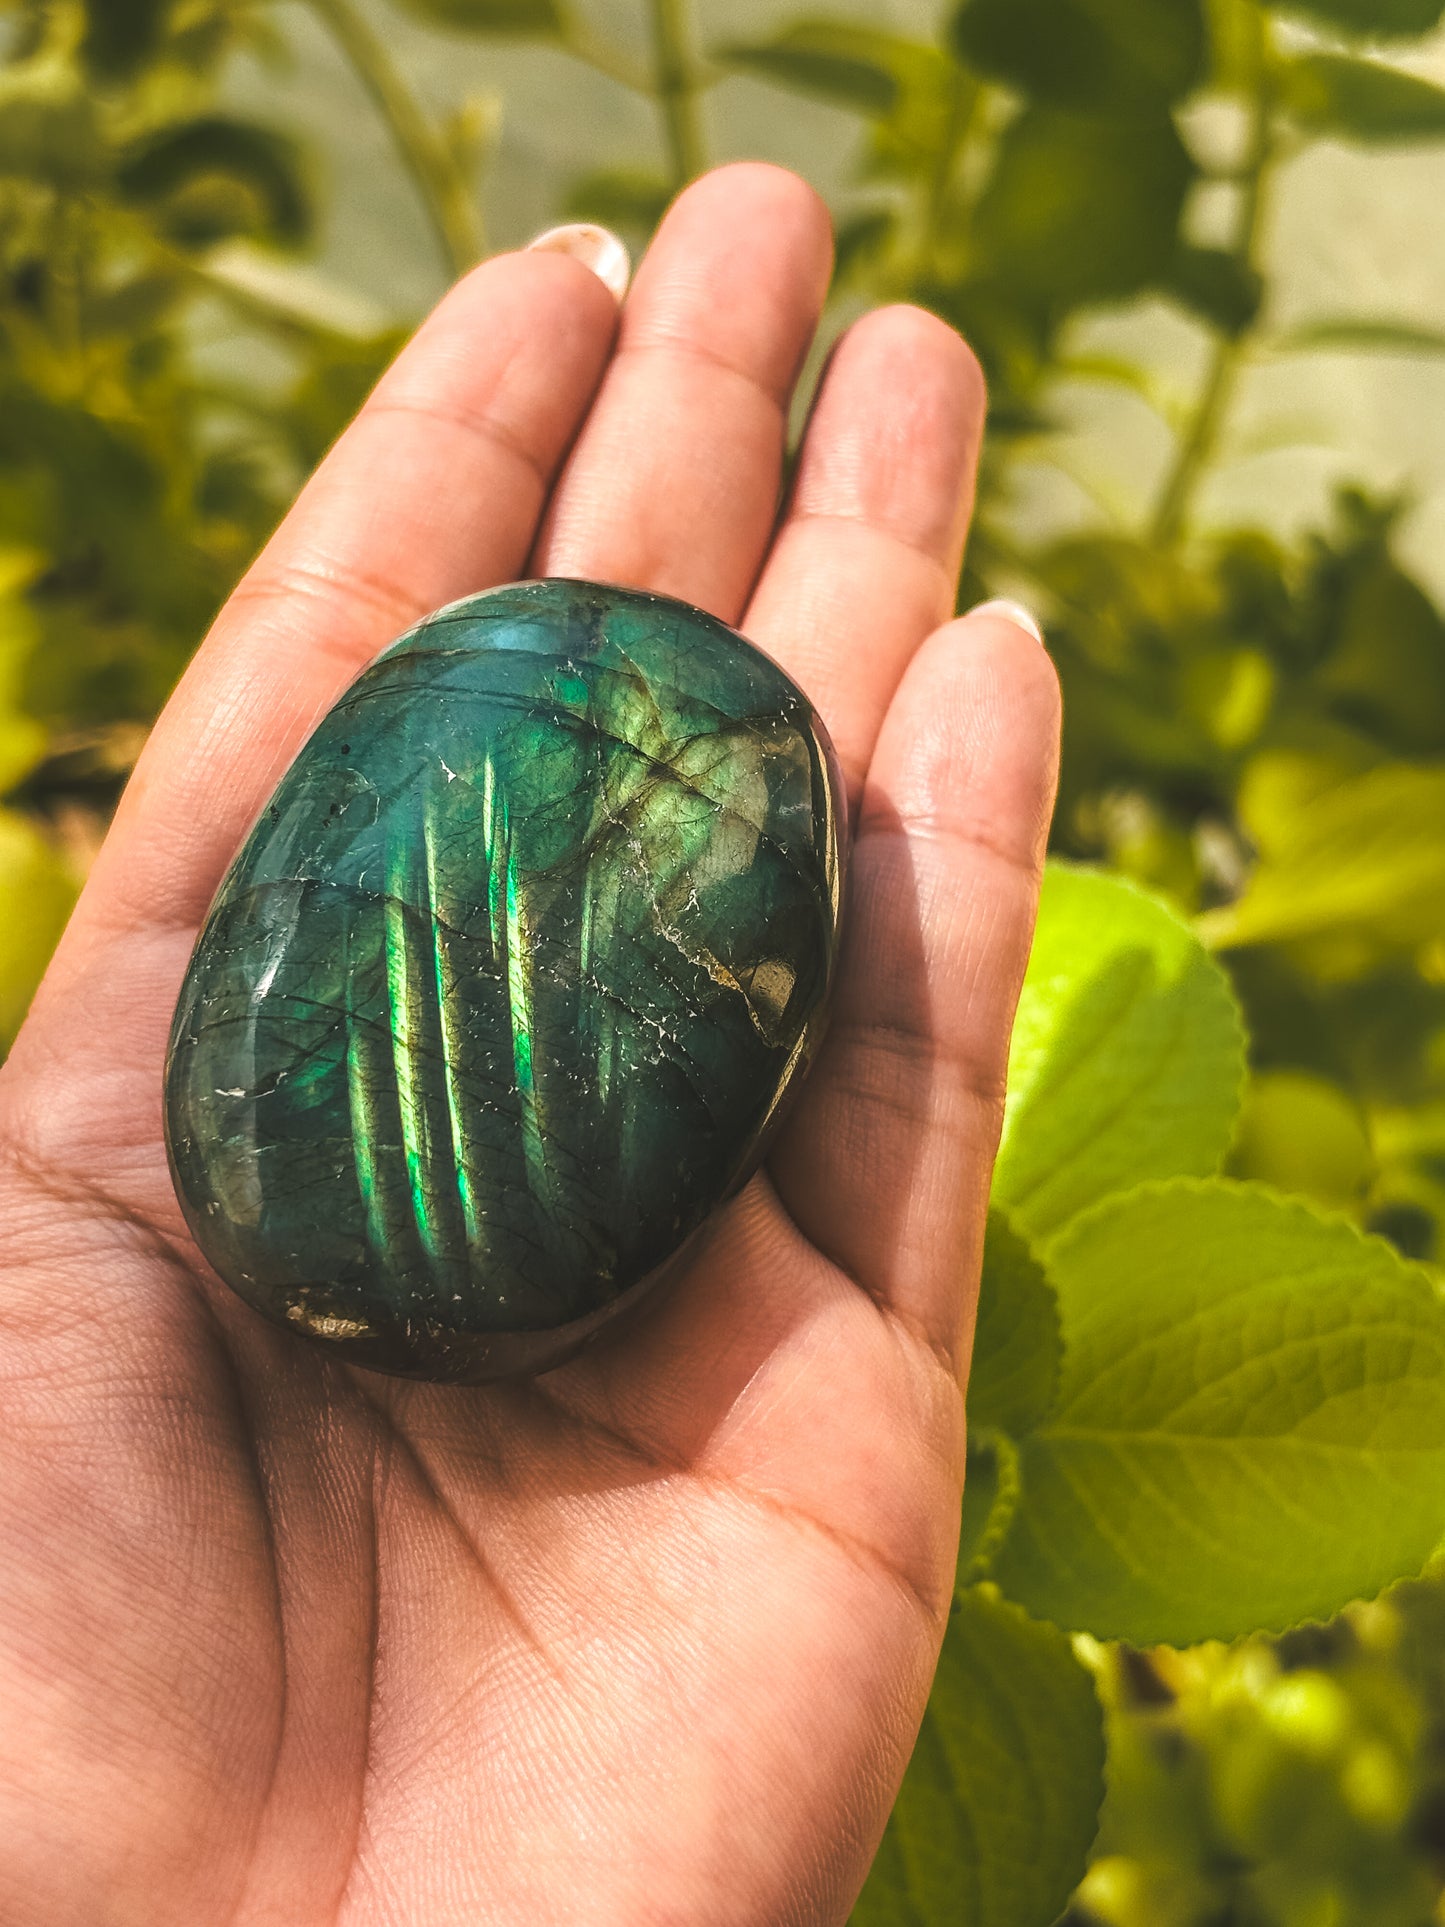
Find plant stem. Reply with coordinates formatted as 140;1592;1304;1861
917;69;978;286
162;242;384;344
50;194;87;391
647;0;704;188
305;0;484;279
1149;54;1275;548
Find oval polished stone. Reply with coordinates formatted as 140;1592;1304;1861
165;579;844;1380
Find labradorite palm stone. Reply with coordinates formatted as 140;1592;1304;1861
165;580;843;1380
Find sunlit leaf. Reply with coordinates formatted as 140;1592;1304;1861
1205;0;1265;89
969;1212;1061;1437
951;0;1205;111
974;1210;1063;1441
993;1181;1445;1643
1181;645;1275;751
1234;741;1381;858
993;865;1246;1242
852;1588;1105;1927
0;713;45;796
0;809;76;1051
0;559;46;793
1201;765;1445;950
1227;1068;1374;1210
1283;53;1445;143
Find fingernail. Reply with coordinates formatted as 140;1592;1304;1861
968;597;1044;644
525;223;631;303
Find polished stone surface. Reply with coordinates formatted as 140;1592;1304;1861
165;580;843;1379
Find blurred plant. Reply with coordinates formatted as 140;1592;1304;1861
850;860;1445;1927
1066;1586;1445;1927
0;0;409;982
5;0;1445;1923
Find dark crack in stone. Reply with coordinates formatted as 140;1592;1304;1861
164;579;845;1380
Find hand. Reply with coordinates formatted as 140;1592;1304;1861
0;165;1059;1926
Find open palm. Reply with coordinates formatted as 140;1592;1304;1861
0;166;1058;1926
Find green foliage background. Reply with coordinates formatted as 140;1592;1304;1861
4;0;1445;1921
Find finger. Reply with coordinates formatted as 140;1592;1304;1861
76;246;621;943
533;163;833;620
769;604;1062;1371
743;304;985;808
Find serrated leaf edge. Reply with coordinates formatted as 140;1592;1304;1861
1010;861;1250;1242
991;1175;1445;1645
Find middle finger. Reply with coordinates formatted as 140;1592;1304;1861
743;303;985;810
533;164;832;620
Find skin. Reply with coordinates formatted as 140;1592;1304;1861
0;165;1060;1926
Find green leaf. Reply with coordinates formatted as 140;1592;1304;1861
715;21;941;116
80;0;170;77
950;0;1205;112
0;555;47;794
1233;741;1381;858
1314;548;1445;755
1205;0;1266;90
1282;53;1445;144
563;166;673;234
1274;0;1445;37
1169;243;1263;336
392;0;564;33
992;1180;1445;1644
958;1436;1008;1580
0;809;76;1051
972;109;1194;304
1273;315;1445;356
851;1588;1105;1927
833;205;899;284
116;116;312;248
1226;1069;1374;1211
1200;765;1445;951
969;1212;1061;1436
992;865;1246;1243
84;269;187;344
0;67;104;186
